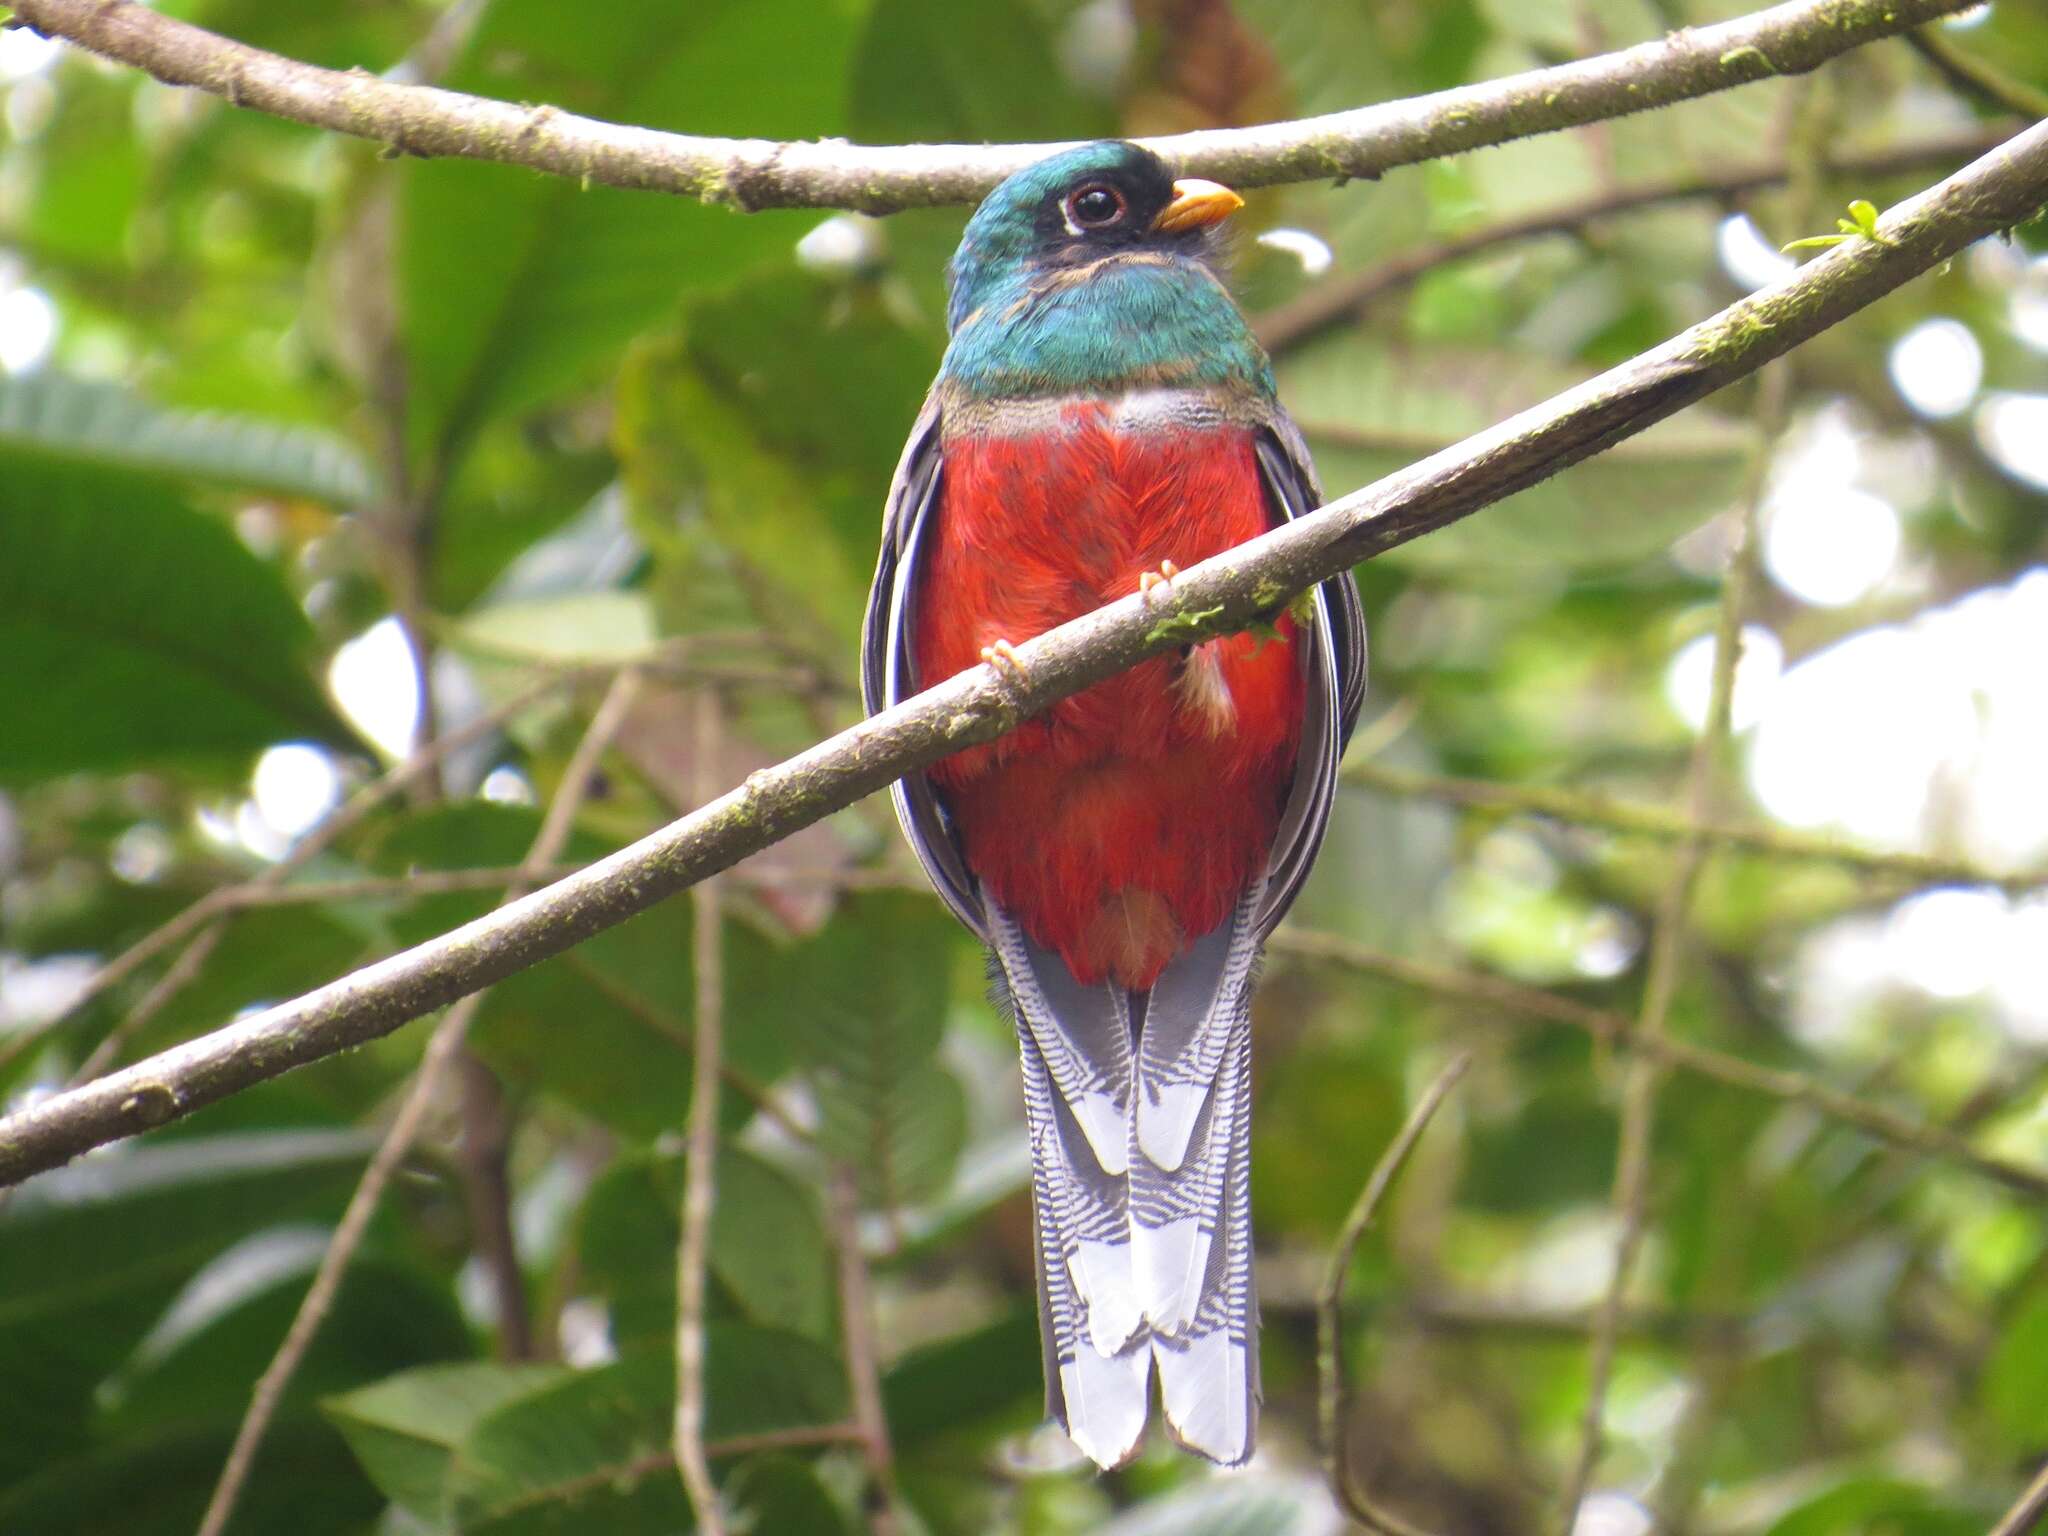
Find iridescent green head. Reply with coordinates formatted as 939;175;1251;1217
940;141;1272;401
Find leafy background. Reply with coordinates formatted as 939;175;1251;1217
1;1;2046;1533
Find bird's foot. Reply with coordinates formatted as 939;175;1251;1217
980;637;1028;691
1137;559;1181;606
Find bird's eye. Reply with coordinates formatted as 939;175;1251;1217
1067;184;1126;229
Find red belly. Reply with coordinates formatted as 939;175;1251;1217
912;403;1303;989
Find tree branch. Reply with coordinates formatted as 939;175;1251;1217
8;0;1981;212
1319;1053;1473;1536
1254;123;2020;354
1560;358;1787;1532
1344;760;2048;894
2;118;2045;1191
194;669;642;1536
1988;1459;2048;1536
674;689;728;1536
1268;928;2048;1201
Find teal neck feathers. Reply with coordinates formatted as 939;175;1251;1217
938;141;1274;403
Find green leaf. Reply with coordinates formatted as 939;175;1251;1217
0;1131;371;1481
849;0;1109;144
616;272;937;644
1279;335;1755;574
0;1130;373;1331
0;1419;381;1536
745;892;969;1207
1763;1478;1977;1536
0;372;373;506
399;0;855;480
370;804;790;1140
1098;1473;1352;1535
0;455;356;782
1984;1286;2048;1445
726;1455;859;1536
452;590;660;668
578;1145;835;1348
324;1361;571;1520
881;1305;1042;1447
445;1336;848;1535
105;1253;472;1436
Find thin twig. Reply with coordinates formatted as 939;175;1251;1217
1907;28;2048;121
68;926;221;1088
194;669;643;1536
6;0;1981;211
674;687;727;1536
829;1165;898;1533
1255;123;2017;353
1559;364;1787;1532
455;1052;532;1359
1343;761;2048;895
1988;1459;2048;1536
1266;929;2048;1200
1319;1053;1473;1536
5;118;2047;1189
0;669;586;1080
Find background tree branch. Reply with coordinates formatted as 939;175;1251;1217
6;0;1984;211
1;115;2044;1191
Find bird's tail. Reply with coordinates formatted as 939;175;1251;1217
990;884;1265;1470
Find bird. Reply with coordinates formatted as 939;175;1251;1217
861;140;1365;1469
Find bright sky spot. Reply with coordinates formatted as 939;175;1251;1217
0;953;97;1033
1974;393;2048;491
794;214;881;275
110;823;173;885
1764;484;1900;607
1057;0;1138;94
233;802;291;863
251;743;342;839
1716;213;1795;292
1572;1493;1655;1536
328;616;422;761
0;286;57;373
1749;568;2048;868
0;27;62;80
1664;623;1782;733
2009;258;2048;351
1994;898;2048;1045
5;73;56;140
1943;3;1992;27
1889;886;2005;999
1256;228;1335;276
1888;318;1982;418
480;765;536;806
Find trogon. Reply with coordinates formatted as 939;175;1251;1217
862;140;1366;1468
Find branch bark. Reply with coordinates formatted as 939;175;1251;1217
9;0;1982;212
2;117;2046;1191
1254;123;2020;354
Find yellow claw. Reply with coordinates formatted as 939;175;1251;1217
980;638;1028;687
1137;559;1180;605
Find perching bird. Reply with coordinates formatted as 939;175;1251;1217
861;141;1365;1468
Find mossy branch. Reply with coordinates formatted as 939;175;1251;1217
0;116;2045;1190
9;0;1984;212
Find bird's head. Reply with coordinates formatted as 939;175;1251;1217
946;141;1244;336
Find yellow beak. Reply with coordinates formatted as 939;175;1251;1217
1152;178;1244;234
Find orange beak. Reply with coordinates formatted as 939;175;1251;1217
1152;178;1244;234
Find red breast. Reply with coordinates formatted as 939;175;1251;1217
912;401;1303;989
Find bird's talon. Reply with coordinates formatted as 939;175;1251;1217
980;638;1028;689
1138;559;1181;606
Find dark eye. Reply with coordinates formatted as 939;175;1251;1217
1067;184;1126;229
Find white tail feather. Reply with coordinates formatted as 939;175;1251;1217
1155;1329;1252;1464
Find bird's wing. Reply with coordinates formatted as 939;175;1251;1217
1252;414;1368;939
860;391;988;941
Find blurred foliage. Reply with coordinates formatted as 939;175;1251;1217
0;0;2046;1533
